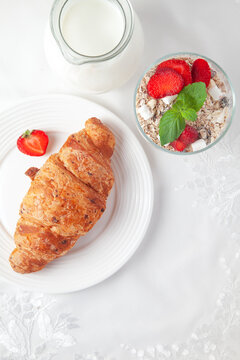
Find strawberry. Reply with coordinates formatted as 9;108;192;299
156;59;192;86
170;140;186;152
191;59;211;87
17;130;49;156
171;125;199;152
179;125;199;145
147;68;184;99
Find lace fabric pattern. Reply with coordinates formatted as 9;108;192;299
122;133;240;359
1;134;240;360
0;293;79;360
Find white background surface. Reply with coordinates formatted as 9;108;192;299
0;0;239;358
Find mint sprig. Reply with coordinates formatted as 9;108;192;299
159;82;207;145
158;108;185;146
181;108;197;122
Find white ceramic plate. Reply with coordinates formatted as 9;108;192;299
0;94;153;293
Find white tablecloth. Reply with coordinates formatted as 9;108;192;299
0;0;240;359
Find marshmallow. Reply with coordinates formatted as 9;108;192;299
190;139;207;152
137;104;153;120
162;95;178;105
211;108;227;124
208;79;223;101
147;99;157;109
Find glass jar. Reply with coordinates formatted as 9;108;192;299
45;0;144;94
134;52;235;155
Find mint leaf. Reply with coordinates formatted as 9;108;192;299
158;82;207;145
181;108;197;122
159;109;185;145
177;82;207;111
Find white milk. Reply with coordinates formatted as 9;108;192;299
45;0;144;93
61;0;125;56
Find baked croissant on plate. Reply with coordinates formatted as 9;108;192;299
9;118;115;273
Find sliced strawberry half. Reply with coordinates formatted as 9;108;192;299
17;130;49;156
147;68;184;99
171;125;199;152
156;59;192;86
191;58;211;87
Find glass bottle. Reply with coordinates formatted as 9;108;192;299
45;0;144;94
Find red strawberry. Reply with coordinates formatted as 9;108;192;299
191;59;211;87
156;59;192;86
17;130;49;156
171;125;199;152
147;68;184;99
170;140;186;152
179;125;199;145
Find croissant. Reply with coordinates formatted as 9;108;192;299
9;118;115;273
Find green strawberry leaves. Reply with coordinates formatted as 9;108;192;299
159;82;207;145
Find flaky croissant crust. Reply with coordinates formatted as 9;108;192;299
9;118;115;273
